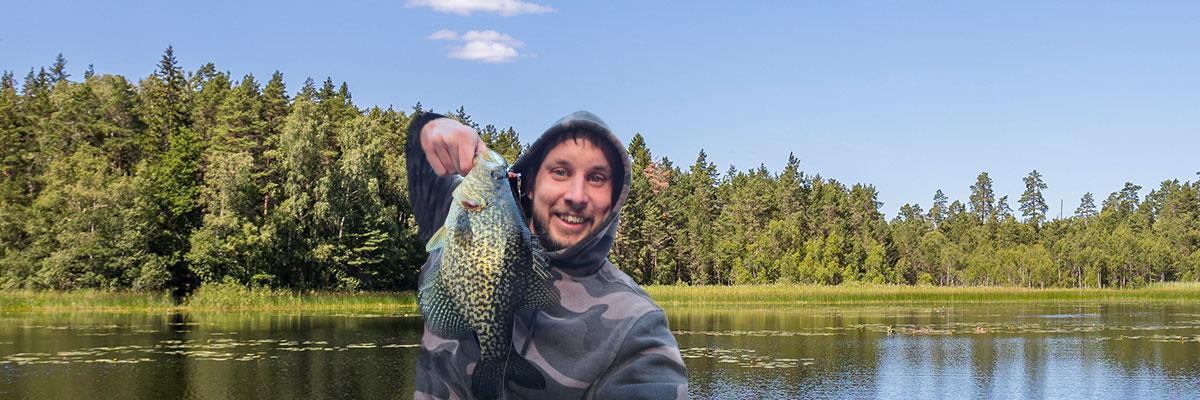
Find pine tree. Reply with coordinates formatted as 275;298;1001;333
0;71;27;281
995;195;1013;220
682;150;720;284
969;172;995;221
1019;169;1049;224
18;68;54;198
131;47;203;293
0;72;23;183
899;203;925;221
928;189;948;228
1075;192;1097;219
258;71;289;217
41;77;103;162
49;54;70;84
297;78;317;102
187;63;231;144
479;125;522;162
212;74;264;154
1102;182;1142;216
92;74;143;172
614;133;651;282
139;46;189;155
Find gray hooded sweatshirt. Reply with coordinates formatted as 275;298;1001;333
407;111;688;399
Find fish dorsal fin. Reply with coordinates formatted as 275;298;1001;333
520;236;560;309
530;237;551;282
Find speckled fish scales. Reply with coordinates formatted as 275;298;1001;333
420;150;559;400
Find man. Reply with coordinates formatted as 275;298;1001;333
407;111;688;399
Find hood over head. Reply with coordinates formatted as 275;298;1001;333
511;111;631;276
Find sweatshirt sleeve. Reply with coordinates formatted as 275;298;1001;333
588;310;689;400
406;112;462;245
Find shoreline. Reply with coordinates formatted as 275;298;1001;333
3;283;1199;313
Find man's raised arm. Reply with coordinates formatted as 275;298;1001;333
405;112;489;244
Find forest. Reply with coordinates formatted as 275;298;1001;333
2;49;1198;294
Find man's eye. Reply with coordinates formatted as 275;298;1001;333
551;169;568;177
588;174;607;183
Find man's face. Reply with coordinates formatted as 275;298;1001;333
529;138;614;251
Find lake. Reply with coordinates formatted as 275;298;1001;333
2;303;1199;399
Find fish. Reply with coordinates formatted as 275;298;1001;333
420;149;560;400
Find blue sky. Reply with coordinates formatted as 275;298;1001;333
4;0;1198;217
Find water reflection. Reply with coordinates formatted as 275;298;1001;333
669;304;1200;399
0;312;423;399
2;304;1200;399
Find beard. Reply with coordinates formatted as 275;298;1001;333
531;211;571;252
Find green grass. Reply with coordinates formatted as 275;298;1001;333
0;290;176;312
183;282;416;312
0;283;416;314
5;282;1200;313
645;282;1200;306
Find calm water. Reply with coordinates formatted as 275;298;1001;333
2;303;1199;399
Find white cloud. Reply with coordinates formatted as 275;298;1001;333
406;0;554;17
461;30;524;47
450;41;520;63
428;29;460;40
429;29;526;63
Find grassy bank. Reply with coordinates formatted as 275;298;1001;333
5;282;1200;313
184;282;416;312
645;282;1200;306
0;283;416;313
0;290;177;312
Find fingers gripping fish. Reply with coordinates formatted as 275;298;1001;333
421;149;559;400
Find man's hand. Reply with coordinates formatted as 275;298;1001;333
420;117;488;176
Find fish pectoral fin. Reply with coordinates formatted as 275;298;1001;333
418;277;471;338
426;208;473;252
425;226;449;252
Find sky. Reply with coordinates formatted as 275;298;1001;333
4;0;1199;217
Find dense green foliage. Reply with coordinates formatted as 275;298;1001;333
1;51;433;293
613;143;1200;288
3;51;1199;293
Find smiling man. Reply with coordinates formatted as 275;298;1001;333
408;111;687;399
524;130;619;251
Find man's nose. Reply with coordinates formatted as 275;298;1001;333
563;177;588;207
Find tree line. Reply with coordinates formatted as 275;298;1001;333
613;143;1200;288
2;50;1198;293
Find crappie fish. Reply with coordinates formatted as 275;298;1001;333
421;149;559;400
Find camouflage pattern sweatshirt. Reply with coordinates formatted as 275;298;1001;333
407;111;688;399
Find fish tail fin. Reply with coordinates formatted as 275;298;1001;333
471;358;506;400
470;352;546;399
506;350;546;390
